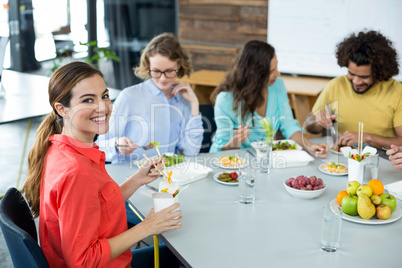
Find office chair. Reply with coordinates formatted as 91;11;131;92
199;104;217;153
0;187;50;268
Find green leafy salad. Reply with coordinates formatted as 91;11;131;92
272;141;297;151
163;154;185;167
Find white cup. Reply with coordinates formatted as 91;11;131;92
152;192;179;213
348;158;364;184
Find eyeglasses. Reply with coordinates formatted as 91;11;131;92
149;69;178;78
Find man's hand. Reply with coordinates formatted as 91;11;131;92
334;131;361;149
305;111;336;134
115;137;137;155
315;110;336;129
386;145;402;170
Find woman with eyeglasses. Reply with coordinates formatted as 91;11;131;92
97;32;203;164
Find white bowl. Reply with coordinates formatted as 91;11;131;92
283;178;326;199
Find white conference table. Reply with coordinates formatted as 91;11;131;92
106;140;402;268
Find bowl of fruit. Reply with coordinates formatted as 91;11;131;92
283;175;326;199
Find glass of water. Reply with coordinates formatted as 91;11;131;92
253;137;272;173
320;202;343;252
238;170;255;204
363;154;379;183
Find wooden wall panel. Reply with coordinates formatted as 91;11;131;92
178;1;268;70
182;0;267;7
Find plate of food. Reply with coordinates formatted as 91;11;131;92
213;171;243;186
330;199;402;225
330;145;356;155
319;162;348;176
272;139;302;151
218;155;247;169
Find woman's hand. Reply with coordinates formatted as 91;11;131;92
141;203;182;236
135;157;165;186
172;82;199;116
223;125;250;150
387;145;402;170
120;157;165;201
172;82;198;104
306;143;329;158
115;137;137;155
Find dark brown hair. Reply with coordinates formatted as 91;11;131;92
22;61;103;218
211;40;275;124
134;32;192;79
336;30;399;82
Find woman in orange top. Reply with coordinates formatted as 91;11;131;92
22;61;181;267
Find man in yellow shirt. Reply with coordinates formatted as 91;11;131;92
306;30;402;150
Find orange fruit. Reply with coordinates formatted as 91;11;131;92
367;179;384;195
336;190;349;205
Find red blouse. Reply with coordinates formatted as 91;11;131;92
39;134;131;267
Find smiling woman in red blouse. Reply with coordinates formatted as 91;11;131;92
22;61;181;267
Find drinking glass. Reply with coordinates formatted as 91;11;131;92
238;169;255;204
253;137;272;173
363;154;379;183
320;202;342;252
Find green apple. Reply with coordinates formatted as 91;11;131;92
346;181;360;196
380;194;397;212
357;185;373;198
370;195;381;205
376;204;392;220
341;195;358;216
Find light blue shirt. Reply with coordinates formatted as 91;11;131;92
97;79;204;163
210;77;302;152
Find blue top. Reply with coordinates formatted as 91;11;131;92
209;77;302;152
97;79;204;163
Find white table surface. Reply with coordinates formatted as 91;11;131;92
0;70;120;123
106;141;402;268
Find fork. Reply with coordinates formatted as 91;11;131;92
115;144;154;150
382;146;402;153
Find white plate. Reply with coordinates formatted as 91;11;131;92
218;156;248;169
213;171;245;186
272;139;302;151
169;162;213;186
329;146;342;155
330;146;356;155
330;199;402;225
318;163;348;176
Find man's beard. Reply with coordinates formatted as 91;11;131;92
349;80;375;94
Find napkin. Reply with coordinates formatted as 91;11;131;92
384;181;402;200
169;162;213;185
271;150;314;168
